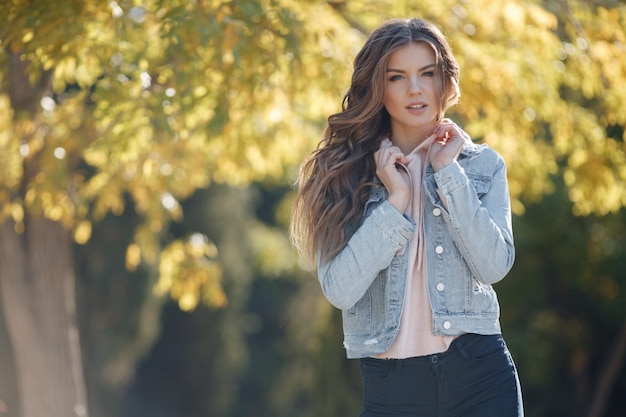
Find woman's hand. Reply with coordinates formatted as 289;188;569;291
428;119;469;171
374;145;411;214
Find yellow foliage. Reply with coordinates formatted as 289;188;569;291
73;220;92;245
1;0;625;307
155;235;226;310
125;243;142;271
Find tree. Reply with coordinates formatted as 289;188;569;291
119;2;626;415
1;0;625;416
0;1;343;416
498;180;626;417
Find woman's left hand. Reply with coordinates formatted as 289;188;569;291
428;119;469;171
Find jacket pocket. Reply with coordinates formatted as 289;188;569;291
343;272;386;336
343;285;372;336
469;278;499;314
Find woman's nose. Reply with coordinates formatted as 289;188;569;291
408;77;422;95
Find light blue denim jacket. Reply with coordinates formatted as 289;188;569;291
317;140;515;359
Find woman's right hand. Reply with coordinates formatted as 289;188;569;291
374;146;411;214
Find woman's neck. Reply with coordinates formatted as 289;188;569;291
389;126;435;154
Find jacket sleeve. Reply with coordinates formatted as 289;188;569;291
425;151;515;285
316;200;415;310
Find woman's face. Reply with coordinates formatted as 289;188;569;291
383;41;439;152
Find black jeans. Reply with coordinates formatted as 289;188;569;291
359;333;523;417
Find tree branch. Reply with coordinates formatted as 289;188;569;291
326;1;370;37
6;47;54;114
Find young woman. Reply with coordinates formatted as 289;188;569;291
291;18;523;416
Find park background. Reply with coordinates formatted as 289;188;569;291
0;0;625;416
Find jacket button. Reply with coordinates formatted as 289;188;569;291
435;245;444;254
436;283;445;291
443;321;451;330
432;207;442;216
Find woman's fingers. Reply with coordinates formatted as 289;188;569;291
375;147;405;169
429;121;468;171
374;147;411;212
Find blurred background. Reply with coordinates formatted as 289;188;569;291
0;0;625;416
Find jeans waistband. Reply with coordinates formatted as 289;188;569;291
364;333;501;367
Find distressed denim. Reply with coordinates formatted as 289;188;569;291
317;141;515;359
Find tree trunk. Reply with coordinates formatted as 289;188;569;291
585;322;626;417
0;218;89;417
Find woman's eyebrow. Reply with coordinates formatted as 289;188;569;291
386;63;436;73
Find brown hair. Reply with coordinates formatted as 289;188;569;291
291;18;460;267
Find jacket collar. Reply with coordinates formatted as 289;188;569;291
368;139;485;201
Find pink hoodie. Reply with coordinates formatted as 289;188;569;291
374;137;455;359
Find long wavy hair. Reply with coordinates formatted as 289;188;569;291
291;18;460;267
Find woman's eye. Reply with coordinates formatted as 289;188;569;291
422;71;434;77
389;75;404;81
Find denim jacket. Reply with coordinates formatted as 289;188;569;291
317;140;515;359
